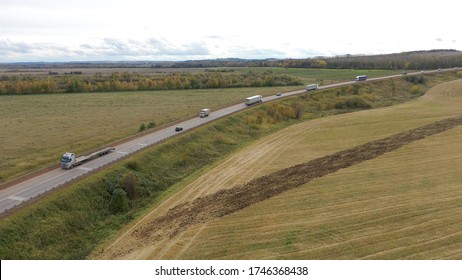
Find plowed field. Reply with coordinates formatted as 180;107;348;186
93;79;462;259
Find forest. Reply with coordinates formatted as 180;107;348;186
166;50;462;69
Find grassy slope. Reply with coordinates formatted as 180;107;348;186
164;79;462;260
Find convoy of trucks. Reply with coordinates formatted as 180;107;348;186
200;108;210;118
59;78;358;170
305;84;319;91
245;95;263;106
355;75;368;81
60;147;115;169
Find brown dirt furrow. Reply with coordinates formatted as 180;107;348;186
126;115;462;252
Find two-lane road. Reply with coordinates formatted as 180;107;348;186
0;68;457;215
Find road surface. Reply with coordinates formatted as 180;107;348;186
0;69;456;215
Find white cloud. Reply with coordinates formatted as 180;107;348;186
0;0;461;62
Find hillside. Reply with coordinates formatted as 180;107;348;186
93;79;462;259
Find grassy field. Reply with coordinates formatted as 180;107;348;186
106;79;462;260
0;86;294;183
0;68;401;184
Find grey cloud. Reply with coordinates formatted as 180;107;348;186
0;40;31;54
85;38;210;57
0;38;211;61
0;39;70;58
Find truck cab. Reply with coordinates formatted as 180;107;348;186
199;108;210;118
60;152;76;169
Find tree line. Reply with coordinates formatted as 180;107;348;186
0;70;302;95
162;50;462;70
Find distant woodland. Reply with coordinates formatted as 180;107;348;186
1;49;461;95
0;71;302;95
166;50;462;69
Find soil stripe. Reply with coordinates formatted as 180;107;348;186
133;115;462;241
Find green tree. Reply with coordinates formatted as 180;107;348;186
109;188;129;214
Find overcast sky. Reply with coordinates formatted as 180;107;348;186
0;0;460;62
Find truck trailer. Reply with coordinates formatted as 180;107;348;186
199;108;210;118
305;84;319;91
355;75;368;81
60;147;115;169
245;95;263;106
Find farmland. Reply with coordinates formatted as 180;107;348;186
0;85;295;183
0;68;401;184
94;79;462;259
0;70;460;259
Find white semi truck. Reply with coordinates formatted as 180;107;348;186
305;84;319;91
199;108;210;118
245;95;263;106
355;75;368;81
60;147;115;169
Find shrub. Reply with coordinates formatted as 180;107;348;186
139;123;146;132
410;85;421;95
292;102;304;119
109;188;129;213
267;103;296;122
121;172;139;199
334;96;371;109
147;122;156;129
125;160;141;171
405;75;426;84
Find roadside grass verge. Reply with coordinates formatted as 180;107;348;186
0;72;459;259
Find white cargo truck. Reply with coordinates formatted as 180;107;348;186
199;108;210;118
305;84;319;91
355;75;368;81
60;147;115;169
245;95;263;106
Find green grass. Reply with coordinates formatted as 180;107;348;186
0;72;458;259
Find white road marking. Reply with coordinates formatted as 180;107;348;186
77;166;92;171
8;195;27;201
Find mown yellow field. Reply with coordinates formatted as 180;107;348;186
94;79;462;259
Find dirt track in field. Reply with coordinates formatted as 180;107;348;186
97;114;462;259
